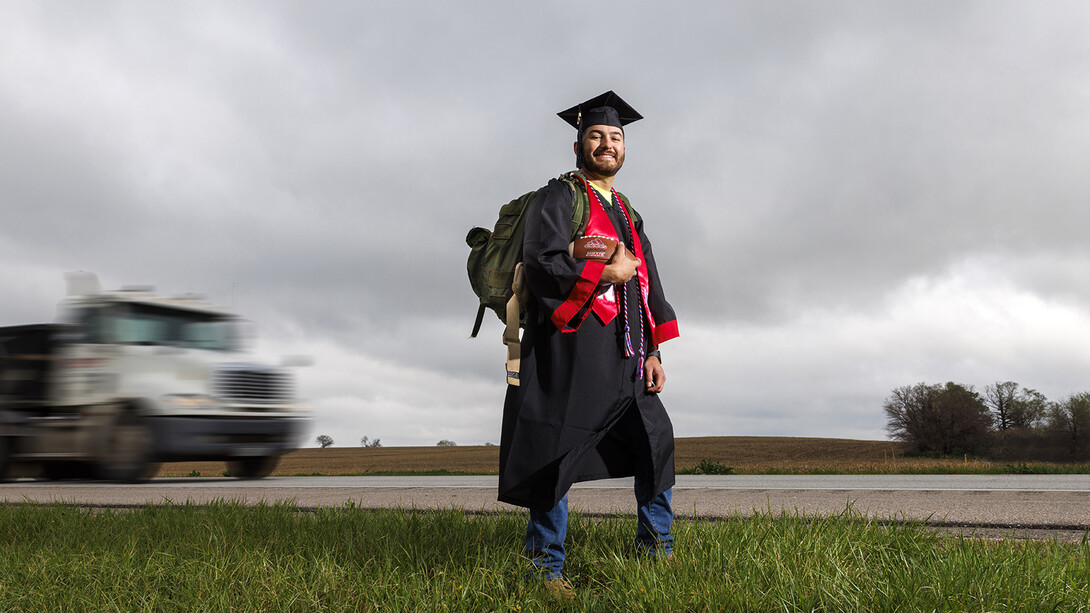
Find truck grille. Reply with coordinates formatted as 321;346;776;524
214;364;293;404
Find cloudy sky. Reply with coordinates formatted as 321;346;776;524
3;1;1089;447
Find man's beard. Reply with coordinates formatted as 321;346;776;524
577;145;625;177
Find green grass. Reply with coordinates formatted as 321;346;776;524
676;459;736;475
675;462;1090;477
0;502;1087;611
865;462;1090;476
995;462;1090;474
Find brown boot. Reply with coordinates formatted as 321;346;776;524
544;576;576;601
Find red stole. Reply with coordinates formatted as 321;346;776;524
579;178;659;336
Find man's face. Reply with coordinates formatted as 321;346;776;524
576;125;625;177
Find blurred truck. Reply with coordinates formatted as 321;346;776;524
0;272;311;482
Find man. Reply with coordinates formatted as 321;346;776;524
497;91;680;597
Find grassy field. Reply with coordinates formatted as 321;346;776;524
1;502;1087;611
9;436;1090;610
157;436;1046;477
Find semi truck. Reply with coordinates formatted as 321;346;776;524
0;272;311;482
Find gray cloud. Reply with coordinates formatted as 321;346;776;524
3;1;1090;445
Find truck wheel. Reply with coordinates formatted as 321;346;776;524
43;461;94;481
227;455;280;480
0;437;11;482
98;414;160;483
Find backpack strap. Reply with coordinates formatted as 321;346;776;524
614;191;635;223
504;263;526;385
471;304;487;338
559;172;590;239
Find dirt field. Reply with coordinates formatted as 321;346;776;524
155;436;947;477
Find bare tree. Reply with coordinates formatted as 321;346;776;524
984;381;1020;431
360;436;382;448
315;434;334;448
884;384;935;451
436;440;457;447
985;382;1048;431
985;384;1050;459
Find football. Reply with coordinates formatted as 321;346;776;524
568;236;638;263
569;236;617;262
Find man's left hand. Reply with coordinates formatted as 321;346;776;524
644;356;665;393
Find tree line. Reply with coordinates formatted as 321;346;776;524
312;435;460;448
883;381;1090;461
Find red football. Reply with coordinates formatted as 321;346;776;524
569;236;623;263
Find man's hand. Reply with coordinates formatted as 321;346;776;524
644;356;665;393
600;243;640;285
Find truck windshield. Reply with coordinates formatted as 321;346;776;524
81;304;240;351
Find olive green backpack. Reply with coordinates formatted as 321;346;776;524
465;172;589;384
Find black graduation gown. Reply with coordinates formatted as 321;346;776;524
497;177;679;512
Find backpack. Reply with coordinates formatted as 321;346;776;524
465;172;589;385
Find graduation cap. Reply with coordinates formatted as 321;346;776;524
557;90;642;133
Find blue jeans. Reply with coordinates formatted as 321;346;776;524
525;478;674;579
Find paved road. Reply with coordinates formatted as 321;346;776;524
4;475;1090;537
